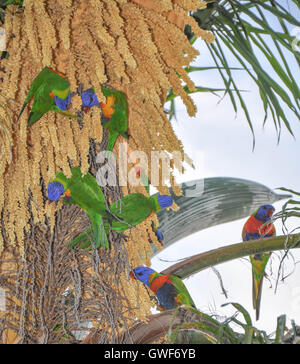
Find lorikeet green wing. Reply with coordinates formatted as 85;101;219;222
68;193;173;250
65;176;109;249
68;193;154;249
168;274;195;307
130;267;195;310
48;168;109;249
100;87;129;153
108;193;154;233
17;67;79;126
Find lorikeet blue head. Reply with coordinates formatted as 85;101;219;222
254;204;275;223
130;266;156;286
81;88;100;113
54;91;71;111
48;181;65;201
157;195;173;208
150;195;173;212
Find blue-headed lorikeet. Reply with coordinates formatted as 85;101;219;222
81;88;100;114
242;204;276;320
68;192;174;250
48;168;174;250
17;67;79;126
100;87;129;153
48;167;109;249
130;267;195;310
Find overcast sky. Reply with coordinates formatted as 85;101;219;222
152;6;300;335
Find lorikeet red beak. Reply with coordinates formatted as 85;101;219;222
129;271;136;280
268;209;274;217
82;106;90;114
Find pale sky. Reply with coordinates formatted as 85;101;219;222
152;8;300;335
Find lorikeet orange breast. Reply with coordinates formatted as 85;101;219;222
100;87;129;153
242;215;275;240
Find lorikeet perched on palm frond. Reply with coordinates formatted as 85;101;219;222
242;204;276;320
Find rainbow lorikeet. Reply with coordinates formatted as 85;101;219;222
81;88;100;114
130;267;195;310
242;204;276;320
48;167;109;249
17;67;79;126
100;86;129;152
68;193;173;250
48;168;173;250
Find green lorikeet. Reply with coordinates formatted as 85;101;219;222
17;67;79;126
242;204;276;320
100;87;129;153
68;192;173;250
48;167;109;249
130;267;195;310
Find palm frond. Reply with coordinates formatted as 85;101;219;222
180;0;300;143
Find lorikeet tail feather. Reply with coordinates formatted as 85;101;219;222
68;228;93;250
252;272;264;321
69;218;109;250
28;112;44;126
16;102;27;123
91;215;109;249
106;132;118;153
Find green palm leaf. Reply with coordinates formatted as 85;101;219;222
178;0;300;143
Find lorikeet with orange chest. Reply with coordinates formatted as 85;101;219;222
130;267;195;310
17;67;79;126
100;87;129;153
242;204;276;320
